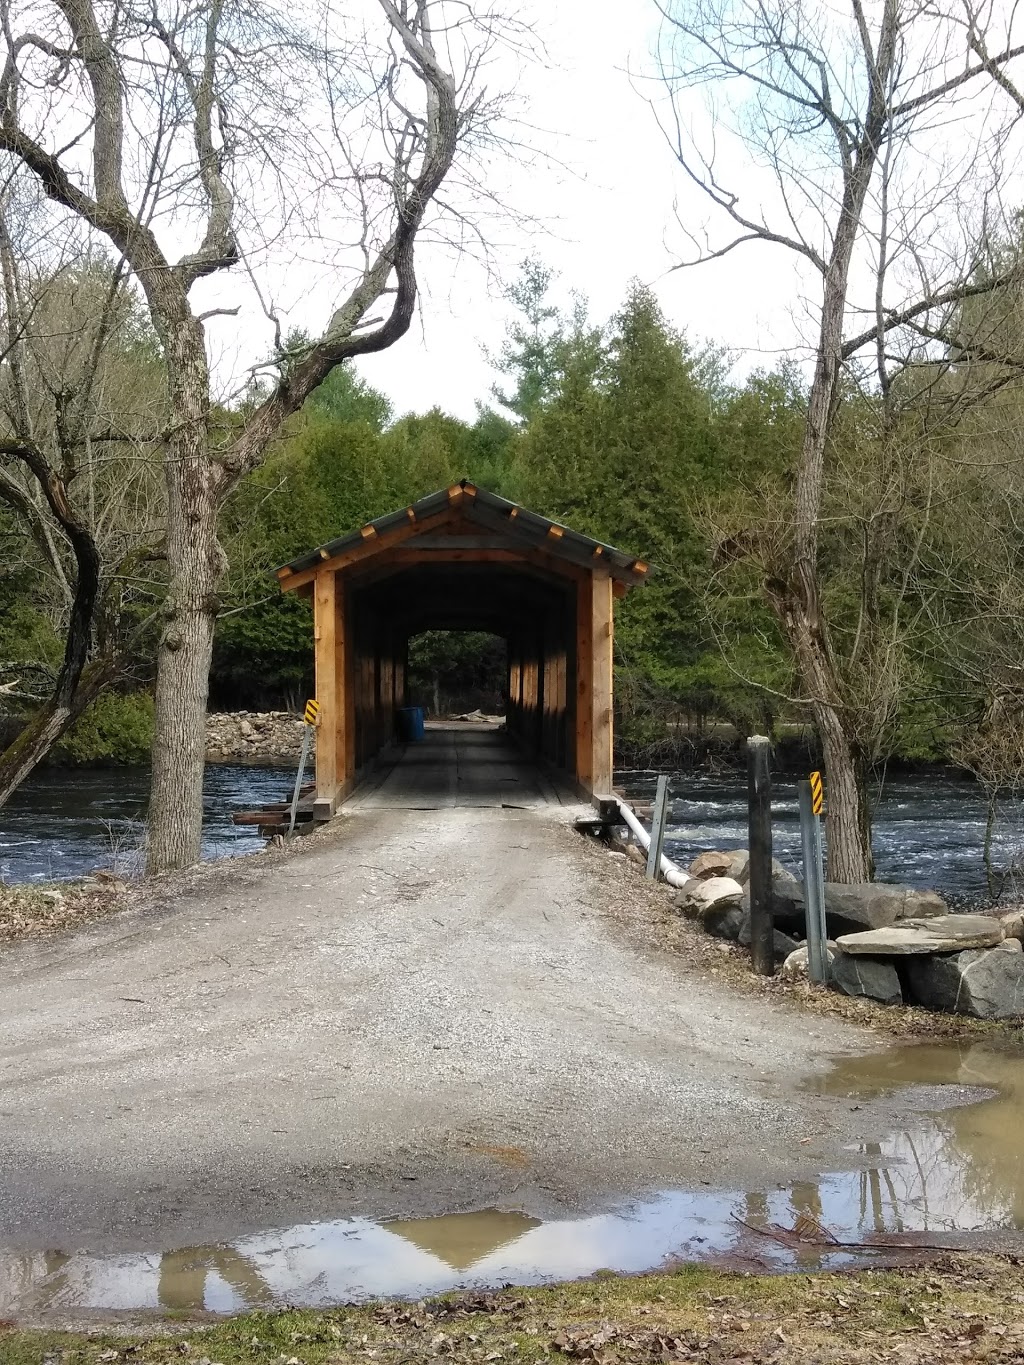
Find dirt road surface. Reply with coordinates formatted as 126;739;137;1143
0;806;888;1253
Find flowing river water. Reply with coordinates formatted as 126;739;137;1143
0;762;1018;899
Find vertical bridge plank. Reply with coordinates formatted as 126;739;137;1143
575;574;594;790
335;581;349;793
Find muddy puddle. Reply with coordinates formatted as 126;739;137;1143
3;1040;1024;1317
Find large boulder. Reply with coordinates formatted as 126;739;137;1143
688;849;749;882
737;917;801;961
740;872;805;928
1000;909;1024;942
706;904;745;941
831;952;903;1006
780;942;838;981
823;883;946;936
674;876;743;918
674;876;745;941
835;914;1005;956
905;940;1024;1019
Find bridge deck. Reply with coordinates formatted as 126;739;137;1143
346;724;573;810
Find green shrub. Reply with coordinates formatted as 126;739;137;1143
60;692;155;765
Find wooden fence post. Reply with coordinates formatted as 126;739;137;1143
747;735;775;977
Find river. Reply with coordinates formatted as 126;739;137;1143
621;767;1017;902
0;762;1018;900
0;763;292;883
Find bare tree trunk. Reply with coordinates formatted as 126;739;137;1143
0;435;111;803
815;701;874;883
780;587;875;882
0;658;116;803
146;323;224;874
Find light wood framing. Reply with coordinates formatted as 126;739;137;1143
284;490;642;810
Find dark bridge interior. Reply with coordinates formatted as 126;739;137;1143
348;563;576;774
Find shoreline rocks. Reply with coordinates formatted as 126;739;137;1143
673;876;745;940
835;914;1005;956
831;953;903;1006
675;844;1024;1018
205;710;305;764
905;940;1024;1019
823;883;946;934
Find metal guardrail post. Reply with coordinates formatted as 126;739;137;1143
798;772;830;982
646;774;670;880
288;699;319;836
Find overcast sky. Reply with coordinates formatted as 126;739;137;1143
317;0;812;421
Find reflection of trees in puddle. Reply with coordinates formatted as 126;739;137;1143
815;1042;1024;1231
0;1212;545;1313
0;1245;277;1313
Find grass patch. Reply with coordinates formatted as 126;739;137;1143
5;1255;1024;1363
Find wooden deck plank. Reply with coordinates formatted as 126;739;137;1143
349;726;558;811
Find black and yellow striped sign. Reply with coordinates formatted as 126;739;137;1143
809;770;824;816
303;698;320;726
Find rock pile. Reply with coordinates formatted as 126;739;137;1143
205;710;305;763
674;846;1024;1019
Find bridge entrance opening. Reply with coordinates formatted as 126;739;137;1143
406;630;506;720
275;484;648;817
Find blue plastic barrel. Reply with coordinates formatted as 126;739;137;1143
397;706;425;742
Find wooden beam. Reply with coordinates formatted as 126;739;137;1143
279;505;459;592
591;569;614;793
313;570;340;813
461;500;644;584
343;581;356;783
346;545;588;585
573;570;614;793
575;575;593;790
335;576;349;789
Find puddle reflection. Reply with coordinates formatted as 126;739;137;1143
4;1042;1024;1316
812;1041;1024;1229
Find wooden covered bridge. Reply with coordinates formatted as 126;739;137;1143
275;483;647;817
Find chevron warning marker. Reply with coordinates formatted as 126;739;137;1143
810;769;824;816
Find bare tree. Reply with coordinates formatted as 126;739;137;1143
0;179;165;798
656;0;1024;880
0;0;524;872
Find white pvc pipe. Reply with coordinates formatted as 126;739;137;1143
613;797;690;887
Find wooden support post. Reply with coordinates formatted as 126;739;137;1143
747;735;775;977
591;569;614;793
343;582;356;784
575;576;593;789
313;570;340;818
335;579;349;790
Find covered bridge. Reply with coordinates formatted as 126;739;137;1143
276;483;647;816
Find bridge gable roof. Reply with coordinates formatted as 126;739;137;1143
276;482;649;592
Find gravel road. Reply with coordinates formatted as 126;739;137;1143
0;805;887;1253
